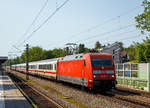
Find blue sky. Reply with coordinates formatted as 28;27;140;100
0;0;147;57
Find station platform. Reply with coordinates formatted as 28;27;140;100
0;70;32;108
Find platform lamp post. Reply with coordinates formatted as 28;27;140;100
26;44;29;80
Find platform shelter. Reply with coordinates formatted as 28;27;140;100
0;56;8;68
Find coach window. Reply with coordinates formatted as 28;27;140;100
48;64;51;70
54;64;57;70
39;65;43;69
44;65;45;69
46;64;48;70
47;64;49;70
44;65;46;69
43;65;45;69
47;64;50;70
31;65;35;69
50;64;53;70
33;65;36;69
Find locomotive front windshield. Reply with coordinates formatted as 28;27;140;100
91;58;113;67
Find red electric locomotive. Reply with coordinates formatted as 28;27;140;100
57;53;116;90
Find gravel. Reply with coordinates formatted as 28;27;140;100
9;70;133;108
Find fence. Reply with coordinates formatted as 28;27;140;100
115;63;150;92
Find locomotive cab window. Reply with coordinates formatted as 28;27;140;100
91;58;113;67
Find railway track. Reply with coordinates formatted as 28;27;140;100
116;86;150;98
107;90;150;107
7;69;150;108
88;89;150;108
8;72;64;108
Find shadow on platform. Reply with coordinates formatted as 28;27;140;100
3;99;32;108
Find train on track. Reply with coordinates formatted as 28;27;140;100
11;53;116;91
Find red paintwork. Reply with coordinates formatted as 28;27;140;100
90;53;116;80
57;53;116;87
57;60;84;77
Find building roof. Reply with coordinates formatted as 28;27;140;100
0;56;8;64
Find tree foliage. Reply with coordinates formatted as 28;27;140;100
6;46;66;65
95;41;102;49
135;0;150;33
78;44;86;53
134;36;150;63
123;36;150;63
124;44;136;61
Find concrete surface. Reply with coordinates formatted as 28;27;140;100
0;70;32;108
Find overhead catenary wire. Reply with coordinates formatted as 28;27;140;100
14;0;49;48
23;0;49;39
103;34;143;46
10;2;141;56
18;0;70;47
87;34;145;48
75;23;136;43
45;5;140;48
46;23;136;49
57;5;140;43
82;29;138;46
46;28;138;49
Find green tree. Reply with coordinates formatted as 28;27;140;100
22;46;46;62
78;44;85;53
135;0;150;33
29;46;46;61
144;44;150;62
44;50;55;59
124;44;136;61
52;48;66;58
95;41;102;49
143;37;150;62
135;43;146;63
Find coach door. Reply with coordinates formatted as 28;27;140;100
81;60;86;87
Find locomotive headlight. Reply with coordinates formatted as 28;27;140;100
93;70;102;74
93;75;99;78
111;75;115;78
106;70;114;74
